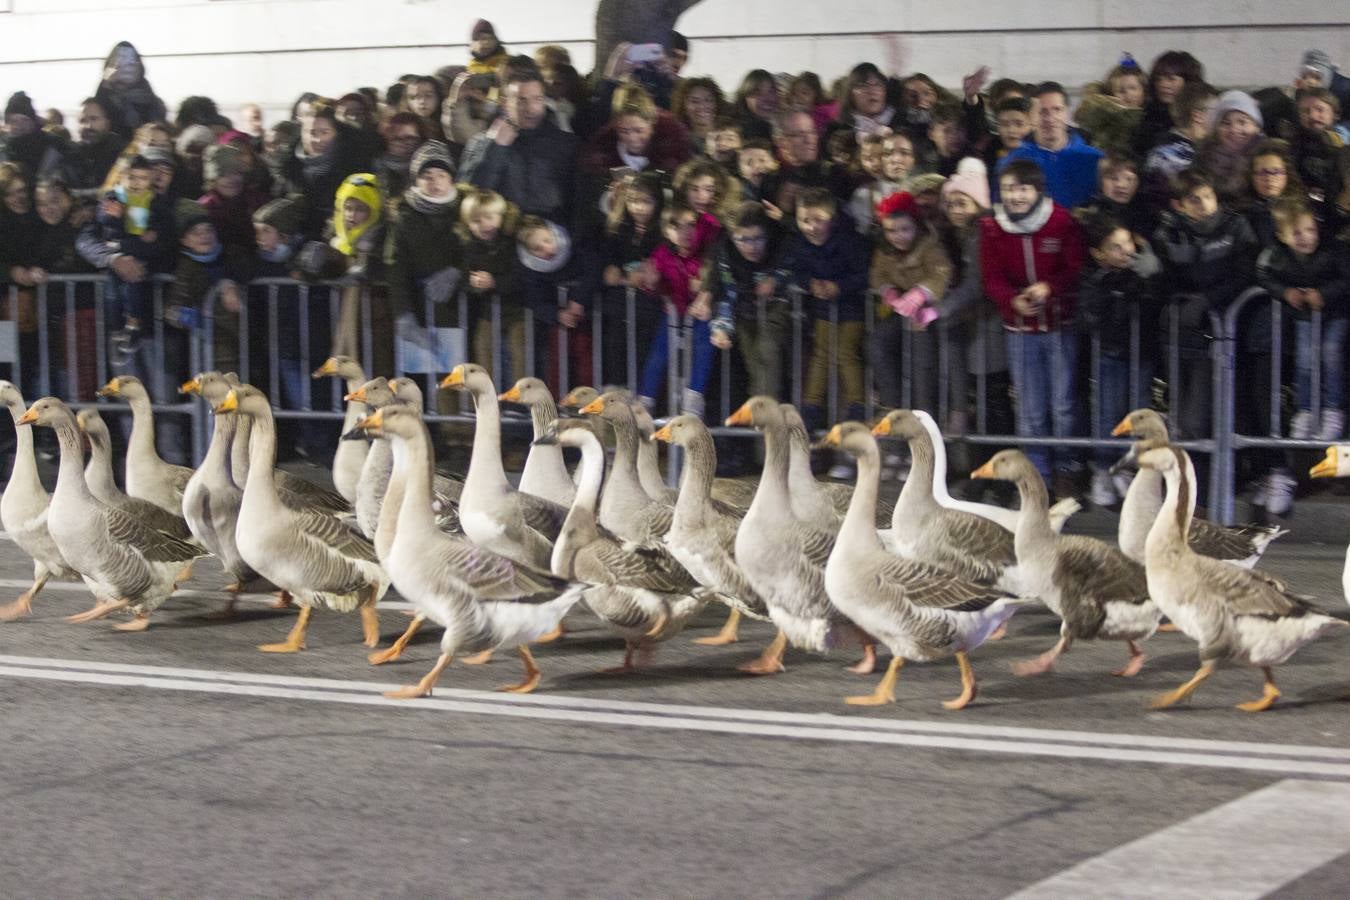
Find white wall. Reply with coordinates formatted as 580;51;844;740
1;0;1347;124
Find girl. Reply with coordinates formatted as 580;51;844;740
832;63;896;140
732;69;778;141
399;75;447;144
1242;139;1305;246
599;171;665;387
1077;58;1149;157
788;71;838;135
1196;91;1265;205
672;77;724;157
671;157;737;251
882;132;917;189
637;202;714;416
1133;50;1204;155
847;133;901;236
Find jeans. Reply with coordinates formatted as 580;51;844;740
1005;328;1077;481
1294;317;1348;412
1094;355;1154;469
640;316;713;402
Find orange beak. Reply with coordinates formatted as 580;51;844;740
822;424;843;447
871;416;893;437
354;408;385;432
96;378;119;398
1310;447;1338;479
16;406;38;426
1111;416;1133;437
499;385;522;403
344;386;369;403
312;358;338;378
440;366;465;390
970;460;996;480
579;398;605;416
725;402;752;427
652;423;673;443
179;377;202;396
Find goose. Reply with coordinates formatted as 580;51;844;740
350;405;584;697
440;364;566;571
874;410;1021;592
629;398;680;504
823;423;1032;708
541;420;706;672
1112;408;1286;568
19;397;203;630
499;377;576;507
783;404;892;528
1309;445;1350;605
972;449;1161;677
580;391;679;543
77;408;194;544
561;385;611;452
1141;446;1346;711
312;355;370;504
913;409;1080;533
214;385;388;653
725;396;874;676
652;414;768;647
0;381;76;620
95;375;194;515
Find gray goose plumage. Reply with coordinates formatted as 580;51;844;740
0;382;75;620
312;355;370;504
972;450;1161;677
823;423;1032;708
350;405;583;697
500;377;577;508
1112;408;1285;568
782;404;890;529
215;384;388;653
77;408;194;543
581;391;678;542
543;420;705;671
96;375;194;515
1139;446;1346;712
20;397;203;630
653;414;767;647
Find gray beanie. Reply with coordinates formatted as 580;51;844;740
253;197;304;236
410;139;455;178
1209;90;1263;131
1301;49;1334;87
203;143;245;183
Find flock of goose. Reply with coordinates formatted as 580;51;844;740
1;362;1347;713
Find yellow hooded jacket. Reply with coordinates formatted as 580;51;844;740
331;173;383;257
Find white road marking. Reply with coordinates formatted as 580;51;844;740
1;655;1349;777
0;577;418;612
1009;779;1350;898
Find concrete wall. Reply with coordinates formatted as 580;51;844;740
1;0;1347;123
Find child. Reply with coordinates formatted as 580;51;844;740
518;216;590;393
1080;214;1161;506
198;143;259;253
917;103;969;176
1143;81;1218;206
598;171;664;386
636;201;712;415
847;132;901;236
457;188;525;383
1075;59;1148;157
881;132;918;190
980;159;1086;494
706;117;743;168
984;97;1031;196
672;157;737;251
780;187;870;435
96;154;172;362
704;202;790;399
1290;87;1349;229
171;205;250;377
736;138;779;204
1257;201;1350;440
1196;91;1265;205
1078;154;1156;241
868;190;953;416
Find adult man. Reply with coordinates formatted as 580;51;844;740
61;98;127;195
1001;81;1103;209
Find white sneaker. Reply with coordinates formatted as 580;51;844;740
1289;410;1314;439
680;388;705;417
1111;470;1133;498
1263;468;1297;517
883;452;905;470
1317;409;1345;442
1090;469;1117;508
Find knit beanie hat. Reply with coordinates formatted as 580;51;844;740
4;91;37;122
175;124;215;156
904;172;948;197
411;140;455;178
1209;90;1263;131
1301;49;1334;87
472;19;496;40
252;197;303;236
175;200;211;239
141;145;177;170
875;191;919;221
203;144;245;183
941;157;991;210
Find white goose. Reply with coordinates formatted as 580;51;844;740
215;385;388;653
20;397;203;630
499;376;576;507
96;375;194;514
0;381;75;620
312;355;370;504
1309;445;1350;606
1141;446;1345;712
349;405;583;698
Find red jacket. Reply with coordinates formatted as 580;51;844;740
579;111;691;177
979;200;1085;332
649;242;703;316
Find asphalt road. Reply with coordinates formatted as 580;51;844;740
2;470;1349;898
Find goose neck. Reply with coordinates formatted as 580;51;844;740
752;422;792;514
1149;462;1195;561
1013;471;1055;548
5;402;40;493
895;432;937;524
126;392;156;458
673;431;716;521
394;424;439;535
241;407;279;501
842;442;884;550
466;386;508;488
52;418;94;502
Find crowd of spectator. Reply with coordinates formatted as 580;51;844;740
2;27;1349;516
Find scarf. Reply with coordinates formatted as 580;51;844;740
994;195;1052;234
618;146;650;170
259;241;296;264
297;139;338;184
517;221;572;274
185;240;222;264
853;107;896;135
403;184;458;216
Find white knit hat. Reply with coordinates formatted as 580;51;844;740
1209;90;1263;131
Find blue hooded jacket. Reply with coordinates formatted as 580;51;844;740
1000;132;1104;210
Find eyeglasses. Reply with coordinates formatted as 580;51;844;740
732;234;767;245
1254;168;1286;178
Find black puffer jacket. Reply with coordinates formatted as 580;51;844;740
1256;241;1350;321
383;199;463;326
457;115;579;227
1079;263;1163;360
1152;208;1258;309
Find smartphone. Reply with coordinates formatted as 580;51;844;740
626;43;666;64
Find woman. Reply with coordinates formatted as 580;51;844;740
1132;50;1204;156
579;84;690;234
672;77;723;157
0;163;44;391
832;63;898;141
92;41;167;139
31;177;100;399
732;69;778;141
1196;91;1265;206
400;75;448;144
375;112;428;203
282;100;370;239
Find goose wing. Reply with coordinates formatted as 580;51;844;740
518;491;567;541
427;535;567;600
1200;559;1322;619
292;506;380;565
711;478;757;510
579;534;698;594
276;471;352;514
112;494;194;541
1187;518;1277;561
867;550;1008;612
104;505;203;562
1054;536;1149;638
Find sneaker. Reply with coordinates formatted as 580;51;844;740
680;388;705;417
1249;478;1268;508
1264;468;1297;516
1316;409;1345;442
1289;410;1314;439
827;459;856;481
1111;470;1134;499
1090;469;1117;508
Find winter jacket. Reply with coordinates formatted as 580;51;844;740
779;219;871;322
648;243;703;317
1152;208;1259;309
59;132;127;198
1074;84;1144;158
1079;264;1163;360
1000;133;1104;209
940;216;1007;374
702;229;790;338
579;112;691;180
458;115;580;227
868;231;953;319
382;199;463;326
1076;194;1159;243
458;228;523;308
979;198;1086;331
1256;242;1350;320
198;188;265;254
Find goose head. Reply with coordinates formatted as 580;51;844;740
346;377;395;409
96;375;148;402
871;409;925;441
970;449;1038;485
190;372;236;407
725;395;785;430
1109;408;1171;475
499;376;553;408
351;405;423;442
579;391;639;428
651;414;708;448
178;371;218;398
313;355;366;383
75;407;113;452
439;363;495;399
560;385;599;412
0;380;26;413
388;377;425;409
1310;445;1350;479
211;384;268;419
822;421;877;458
17;396;75;429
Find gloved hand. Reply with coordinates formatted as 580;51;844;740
396;312;432;350
420;266;461;305
894;286;931;319
911;305;939;329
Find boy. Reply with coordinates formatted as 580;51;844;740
984;97;1031;198
1290;87;1349;228
980;159;1086;494
704;202;790;399
457;188;526;383
517;216;590;394
1079;154;1158;243
706;116;743;168
1143;81;1219;206
779;187;870;438
736;138;779;204
1080;215;1161;505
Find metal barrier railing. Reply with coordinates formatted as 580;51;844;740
0;273;1298;524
